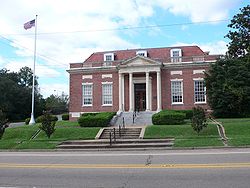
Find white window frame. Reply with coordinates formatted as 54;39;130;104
194;79;206;104
104;53;114;61
82;83;93;106
171;79;183;104
102;82;113;106
136;50;147;57
170;48;182;63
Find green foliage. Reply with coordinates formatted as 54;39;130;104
36;115;58;123
0;110;9;139
45;93;69;115
78;112;116;127
152;110;186;125
0;67;44;121
173;110;193;119
38;111;56;139
25;118;31;125
225;5;250;58
205;57;250;117
62;113;69;120
191;106;208;134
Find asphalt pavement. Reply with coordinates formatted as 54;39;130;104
0;148;250;188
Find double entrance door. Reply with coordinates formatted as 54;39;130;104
134;83;146;111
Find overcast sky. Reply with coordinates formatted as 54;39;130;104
0;0;247;97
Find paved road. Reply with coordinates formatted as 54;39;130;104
0;148;250;188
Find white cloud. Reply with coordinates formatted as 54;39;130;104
173;40;228;55
40;83;69;98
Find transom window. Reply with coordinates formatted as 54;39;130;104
171;81;183;104
194;80;206;103
170;49;182;62
82;84;93;106
102;83;113;105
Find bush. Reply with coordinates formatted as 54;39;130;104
174;110;193;119
0;110;9;139
191;106;208;134
78;112;116;127
62;114;69;121
25;118;30;125
38;111;56;138
152;110;186;125
36;115;58;123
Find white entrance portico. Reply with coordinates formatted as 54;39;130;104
118;55;162;112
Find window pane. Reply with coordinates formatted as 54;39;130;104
102;84;112;105
171;81;183;103
194;80;206;103
82;84;92;105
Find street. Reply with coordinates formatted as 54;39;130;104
0;148;250;188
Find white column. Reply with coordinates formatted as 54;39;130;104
146;71;150;111
129;72;134;111
118;73;123;112
157;71;162;111
121;74;125;111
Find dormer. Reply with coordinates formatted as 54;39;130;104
104;53;114;61
136;50;147;57
103;53;114;66
170;48;182;62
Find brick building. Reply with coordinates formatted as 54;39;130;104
67;46;220;121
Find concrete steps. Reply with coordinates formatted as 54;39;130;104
56;138;174;150
99;128;141;139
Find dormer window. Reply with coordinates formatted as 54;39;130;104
170;49;182;62
104;53;114;61
103;53;114;66
136;50;147;57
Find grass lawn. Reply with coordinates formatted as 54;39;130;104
0;121;100;149
218;118;250;146
144;123;223;147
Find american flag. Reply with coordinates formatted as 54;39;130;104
24;19;35;30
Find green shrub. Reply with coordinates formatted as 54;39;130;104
78;112;116;127
152;110;186;125
36;115;58;123
62;114;69;121
174;110;193;119
25;118;30;125
191;106;208;134
38;111;56;138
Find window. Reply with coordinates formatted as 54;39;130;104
136;50;147;57
102;83;112;105
82;84;93;106
171;81;183;104
194;80;206;103
170;49;182;62
104;53;114;61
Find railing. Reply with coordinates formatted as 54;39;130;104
110;117;125;146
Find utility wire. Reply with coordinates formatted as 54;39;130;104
2;19;230;36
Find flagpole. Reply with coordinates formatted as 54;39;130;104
29;15;38;125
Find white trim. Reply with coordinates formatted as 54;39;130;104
71;112;80;118
170;78;183;81
102;74;112;78
82;82;93;85
101;81;113;84
102;82;113;106
194;79;206;104
82;83;93;107
82;75;92;79
171;70;182;75
170;48;182;63
104;53;114;61
193;77;204;81
171;80;184;105
193;69;205;74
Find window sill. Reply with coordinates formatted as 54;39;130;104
82;105;92;107
171;102;184;105
102;104;113;107
194;102;206;104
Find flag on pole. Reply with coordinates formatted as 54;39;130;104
24;19;35;30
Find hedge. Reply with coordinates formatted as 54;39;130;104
62;114;69;121
78;112;116;127
36;115;58;123
173;110;193;119
152;110;186;125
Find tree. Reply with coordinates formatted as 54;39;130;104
39;111;56;139
0;110;9;139
18;66;38;87
191;106;207;134
45;93;69;114
225;5;250;58
205;57;250;117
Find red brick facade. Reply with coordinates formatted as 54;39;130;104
67;46;220;121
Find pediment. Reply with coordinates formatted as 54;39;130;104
121;55;162;67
